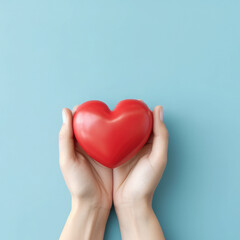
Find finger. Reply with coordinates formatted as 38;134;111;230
72;105;79;115
59;108;75;165
149;106;169;168
71;105;84;154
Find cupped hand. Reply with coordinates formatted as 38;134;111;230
113;105;169;208
59;107;113;210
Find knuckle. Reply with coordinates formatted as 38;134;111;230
58;127;66;140
162;155;168;165
59;157;68;169
59;160;66;170
162;127;169;139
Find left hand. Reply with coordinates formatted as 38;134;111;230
113;105;169;208
112;105;168;240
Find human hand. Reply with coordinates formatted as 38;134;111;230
113;105;168;240
59;107;112;240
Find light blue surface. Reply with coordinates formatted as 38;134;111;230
0;1;240;239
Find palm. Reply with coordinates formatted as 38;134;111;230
113;134;158;206
62;139;112;209
113;104;169;207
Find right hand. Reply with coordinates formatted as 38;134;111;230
59;107;113;210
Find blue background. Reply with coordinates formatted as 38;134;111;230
0;1;239;239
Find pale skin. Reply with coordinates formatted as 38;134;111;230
59;103;169;240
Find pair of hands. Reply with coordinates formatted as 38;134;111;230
59;104;169;240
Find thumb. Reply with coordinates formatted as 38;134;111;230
149;106;169;169
59;108;75;166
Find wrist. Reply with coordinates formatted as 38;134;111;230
115;198;152;223
71;195;112;212
115;199;164;240
115;203;153;240
62;197;110;240
71;197;111;223
114;193;153;210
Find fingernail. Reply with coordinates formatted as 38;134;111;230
159;106;163;121
62;109;67;123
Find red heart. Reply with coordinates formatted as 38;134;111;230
73;99;153;168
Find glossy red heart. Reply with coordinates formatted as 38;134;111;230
73;99;153;168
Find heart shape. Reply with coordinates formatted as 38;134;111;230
73;99;153;168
